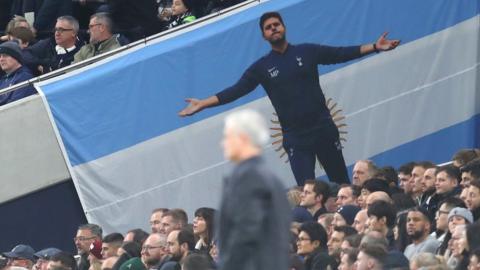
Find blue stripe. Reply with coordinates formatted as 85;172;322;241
41;0;479;165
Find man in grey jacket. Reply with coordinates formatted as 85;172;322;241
217;109;291;270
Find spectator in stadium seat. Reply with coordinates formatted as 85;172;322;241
74;224;103;270
466;179;480;221
300;179;330;220
166;0;196;29
140;233;168;270
47;251;78;270
0;41;36;106
398;162;415;195
469;248;480;270
2;244;36;270
24;16;83;74
73;13;121;63
179;11;400;187
404;207;440;260
354;243;387;270
9;27;35;49
434;197;466;248
352;160;378;187
215;109;291;270
150;208;169;234
366;200;396;250
33;248;62;270
297;221;335;270
357;178;390;209
101;233;124;259
425;165;461;219
420;166;438;207
353;209;368;234
160;229;195;270
159;209;188;237
332;205;361;228
336;185;360;209
192;207;216;253
461;158;480;188
1;16;33;42
410;161;435;205
327;226;357;269
123;228;149;245
365;191;392;209
111;241;142;270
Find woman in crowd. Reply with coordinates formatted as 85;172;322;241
193;207;216;253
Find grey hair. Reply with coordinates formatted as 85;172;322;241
78;223;103;238
411;252;447;269
91;12;113;33
224;109;270;147
57;15;79;33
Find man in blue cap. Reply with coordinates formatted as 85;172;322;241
33;248;62;270
3;244;36;269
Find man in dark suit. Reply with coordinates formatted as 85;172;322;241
217;109;291;270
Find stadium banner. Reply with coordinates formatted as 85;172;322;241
36;0;479;233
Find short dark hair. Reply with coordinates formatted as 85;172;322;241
436;164;461;182
414;161;436;170
164;209;188;227
103;232;124;244
333;225;357;237
367;201;396;228
182;253;215;270
126;228;149;245
120;241;142;258
304;179;330;204
407;206;432;224
398;162;415;175
461;158;480;179
439;196;466;210
259;12;284;32
374;166;398;186
50;252;77;270
340;184;361;198
178;228;195;251
470;179;480;191
299;221;327;249
344;234;362;248
359;243;387;266
362;178;390;195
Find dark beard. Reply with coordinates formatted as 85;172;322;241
409;230;425;241
268;35;286;47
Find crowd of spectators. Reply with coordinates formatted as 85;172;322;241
0;0;248;106
2;148;480;270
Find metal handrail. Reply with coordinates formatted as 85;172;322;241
0;0;261;96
